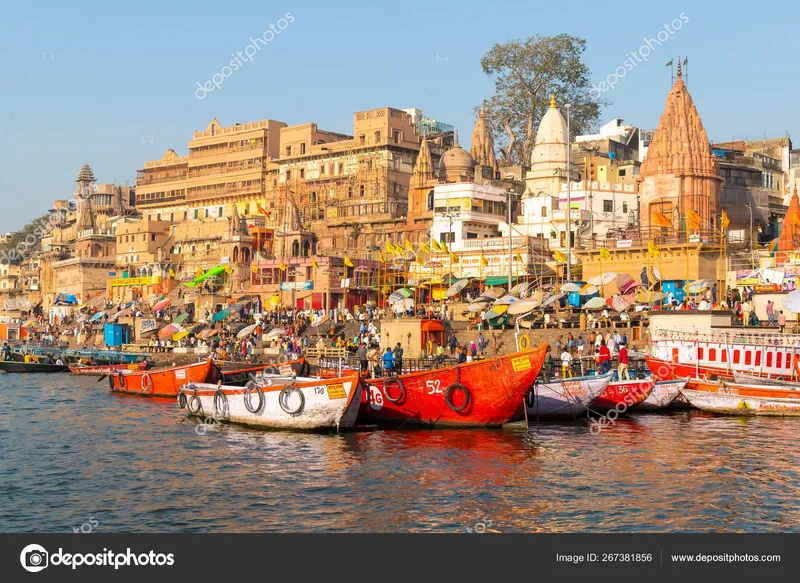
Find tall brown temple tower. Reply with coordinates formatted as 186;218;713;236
407;137;438;224
639;63;722;232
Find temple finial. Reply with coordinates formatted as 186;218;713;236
677;56;682;78
549;93;557;108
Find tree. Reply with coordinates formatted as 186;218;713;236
479;34;607;167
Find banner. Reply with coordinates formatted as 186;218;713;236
279;281;313;291
140;319;157;333
110;277;161;288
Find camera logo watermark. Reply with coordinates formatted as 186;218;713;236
20;544;175;571
195;12;295;100
20;544;48;573
590;13;689;97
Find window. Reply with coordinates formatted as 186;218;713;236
375;131;381;142
393;183;399;196
767;352;773;367
755;351;761;366
709;348;716;361
745;351;752;366
426;191;434;211
623;202;628;213
348;187;353;198
320;164;325;176
777;352;783;368
300;143;306;155
393;130;400;144
698;348;704;360
393;157;400;170
194;209;199;220
603;200;613;212
151;234;156;241
619;169;626;177
300;169;305;179
205;209;209;218
285;145;292;156
542;207;547;218
733;350;740;364
286;170;291;181
359;134;365;145
359;185;365;197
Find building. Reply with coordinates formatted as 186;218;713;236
402;108;454;136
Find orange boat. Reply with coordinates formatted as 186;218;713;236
70;361;149;376
687;378;800;400
109;358;221;398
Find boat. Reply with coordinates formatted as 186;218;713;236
359;344;547;427
590;379;654;413
109;358;221;398
69;362;149;376
680;388;800;416
636;377;688;411
525;373;612;419
646;356;735;382
732;371;800;387
686;378;800;401
218;358;312;386
178;371;364;431
0;361;70;373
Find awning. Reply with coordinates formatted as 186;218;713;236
184;266;228;288
420;320;445;332
483;276;518;286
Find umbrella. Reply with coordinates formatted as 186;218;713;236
189;324;207;335
109;307;131;322
173;330;189;342
782;290;800;313
481;287;505;299
22;319;37;327
237;295;252;303
494;295;518;305
560;283;581;293
395;288;413;298
445;279;470;298
467;302;488;313
76;314;89;322
530;289;545;304
158;324;179;339
583;297;608;310
686;280;710;295
543;293;565;307
579;284;599;296
636;290;664;303
153;299;170;312
653;267;662;281
484;304;509;320
311;314;329;328
198;329;220;339
587;272;618;287
607;295;634;312
211;308;231;322
265;327;287;339
89;311;106;322
507;299;539;316
508;282;528;296
388;292;404;303
237;324;258;339
616;274;635;294
172;313;189;325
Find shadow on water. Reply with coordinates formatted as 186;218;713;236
2;374;800;532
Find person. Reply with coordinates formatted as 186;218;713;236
641;267;649;289
560;348;572;379
766;300;775;326
544;345;553;376
711;282;718;304
1;342;11;361
382;347;395;376
477;333;485;355
448;333;458;355
778;310;787;334
618;342;630;380
579;311;586;332
367;345;380;378
436;343;445;364
469;340;477;360
457;346;467;364
357;342;368;374
55;357;65;366
597;340;611;375
392;342;404;375
741;299;751;327
577;335;585;357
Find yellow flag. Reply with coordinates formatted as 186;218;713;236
415;255;424;266
251;265;258;273
652;212;672;229
279;261;287;271
599;247;611;261
553;250;567;263
344;256;354;267
440;240;449;253
196;267;203;279
168;268;176;278
419;241;431;253
480;253;489;267
721;210;730;230
449;252;459;264
686;208;702;231
377;252;385;264
393;244;404;256
404;239;412;251
648;241;660;256
224;265;233;274
385;240;394;253
514;250;524;263
430;239;442;252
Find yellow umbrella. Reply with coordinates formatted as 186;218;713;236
172;330;189;341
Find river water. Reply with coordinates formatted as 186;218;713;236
2;374;799;533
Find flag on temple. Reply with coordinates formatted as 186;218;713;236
196;267;203;279
256;204;271;219
515;250;524;263
385;240;394;253
599;248;611;260
440;240;449;253
686;208;702;231
311;258;319;269
393;243;404;256
721;210;730;230
666;59;674;67
377;253;386;264
344;256;354;267
768;238;779;257
251;265;258;273
480;253;489;267
168;268;175;278
224;265;233;274
449;252;459;264
430;239;442;252
553;250;567;262
415;255;424;266
648;241;660;256
404;239;412;251
279;261;286;271
419;241;431;253
652;212;672;229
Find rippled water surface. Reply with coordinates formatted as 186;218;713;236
2;374;799;533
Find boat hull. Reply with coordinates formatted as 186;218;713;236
109;359;220;398
591;379;654;413
70;362;149;376
732;371;800;387
0;361;69;373
359;345;547;427
180;372;363;431
646;356;797;382
680;388;800;416
687;378;800;400
637;378;688;411
525;373;611;419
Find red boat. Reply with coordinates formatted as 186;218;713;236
109;358;221;398
590;379;654;413
687;378;800;400
646;355;796;382
70;362;149;376
358;344;547;427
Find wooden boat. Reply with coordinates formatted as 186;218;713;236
525;373;612;419
219;358;312;386
646;356;735;382
590;379;654;413
178;371;363;431
732;371;800;387
0;360;69;373
636;377;688;411
69;362;149;376
680;388;800;416
359;344;547;427
686;378;800;400
109;358;221;398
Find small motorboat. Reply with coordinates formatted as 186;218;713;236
69;362;149;376
109;358;221;398
0;360;70;373
525;372;612;419
178;371;364;431
680;387;800;416
636;377;689;411
219;358;312;386
732;371;800;388
590;379;654;413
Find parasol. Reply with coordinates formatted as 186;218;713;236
172;330;189;342
653;267;662;282
583;297;608;310
153;298;170;312
560;283;581;293
686;280;710;295
507;299;539;316
172;313;190;325
158;324;179;339
211;308;231;322
237;324;258;339
508;282;529;296
89;311;106;322
484;304;509;320
108;307;131;322
265;327;287;339
445;279;470;298
782;289;800;313
481;287;505;299
542;293;565;307
587;272;617;286
467;302;488;313
494;295;518;305
615;273;635;294
606;295;634;312
579;284;599;296
636;290;664;303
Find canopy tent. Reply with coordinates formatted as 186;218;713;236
184;265;228;288
483;275;517;286
54;293;79;305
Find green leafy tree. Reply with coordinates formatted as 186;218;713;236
0;213;56;263
479;34;608;166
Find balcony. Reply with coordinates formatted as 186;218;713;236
460;236;525;250
137;172;188;186
188;142;265;159
136;193;187;206
552;208;592;225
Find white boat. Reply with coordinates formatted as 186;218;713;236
636;377;688;411
680;388;800;417
732;371;800;388
525;373;611;419
178;371;364;431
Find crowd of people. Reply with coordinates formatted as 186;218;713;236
544;329;634;381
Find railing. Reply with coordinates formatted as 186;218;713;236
187;164;263;179
136;193;186;206
461;237;525;250
539;356;650;381
188;142;265;159
319;354;463;375
581;227;723;250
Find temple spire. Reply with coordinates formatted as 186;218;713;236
470;108;498;171
411;137;434;187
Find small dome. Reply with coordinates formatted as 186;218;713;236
439;142;475;183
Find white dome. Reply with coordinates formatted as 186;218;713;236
530;95;568;174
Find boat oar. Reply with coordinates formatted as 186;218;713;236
97;374;108;383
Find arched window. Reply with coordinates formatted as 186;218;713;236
427;190;434;211
777;352;783;368
709;348;717;361
243;248;250;263
767;352;773;367
359;184;365;197
311;192;317;203
292;240;300;257
302;241;310;257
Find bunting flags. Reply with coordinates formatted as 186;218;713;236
599;247;611;261
721;210;730;230
480;253;489;267
311;258;319;269
449;252;459;264
279;261;287;271
553;250;567;263
652;212;673;229
344;256;354;267
430;239;442;252
686;208;702;231
648;241;660;256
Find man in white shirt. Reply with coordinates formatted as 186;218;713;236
560;349;573;378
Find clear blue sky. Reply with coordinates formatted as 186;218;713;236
0;0;796;232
